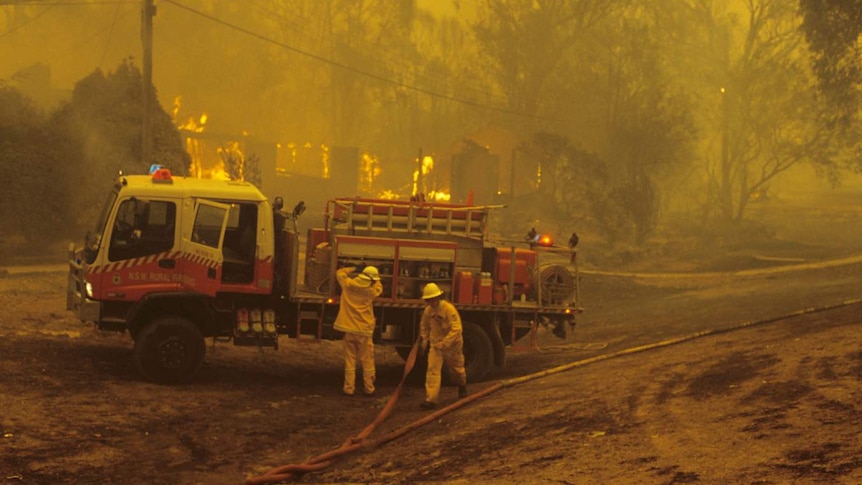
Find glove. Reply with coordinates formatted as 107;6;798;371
417;340;427;356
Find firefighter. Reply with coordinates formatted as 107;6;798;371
568;231;579;263
418;282;468;409
526;227;538;249
334;265;383;396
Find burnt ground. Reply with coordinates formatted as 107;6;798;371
1;257;860;485
2;184;862;484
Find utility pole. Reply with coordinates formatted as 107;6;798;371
141;0;155;166
414;147;423;197
719;25;732;222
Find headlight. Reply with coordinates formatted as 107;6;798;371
85;282;94;298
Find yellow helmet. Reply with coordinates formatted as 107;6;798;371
358;265;380;282
421;282;444;299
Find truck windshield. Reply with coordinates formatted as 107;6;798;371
89;189;119;250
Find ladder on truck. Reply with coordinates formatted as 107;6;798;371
326;198;500;241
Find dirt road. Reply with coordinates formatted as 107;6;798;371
1;248;860;484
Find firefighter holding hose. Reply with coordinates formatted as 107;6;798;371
418;282;468;409
334;265;383;396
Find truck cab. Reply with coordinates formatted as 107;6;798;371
68;166;277;382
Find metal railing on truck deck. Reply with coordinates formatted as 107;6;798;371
326;198;502;241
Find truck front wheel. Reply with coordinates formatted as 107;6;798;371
134;316;205;384
463;321;493;383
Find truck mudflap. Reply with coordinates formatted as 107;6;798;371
67;244;100;322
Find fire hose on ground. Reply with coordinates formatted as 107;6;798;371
245;297;862;484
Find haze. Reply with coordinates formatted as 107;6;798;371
2;0;861;259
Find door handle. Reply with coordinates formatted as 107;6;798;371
159;259;176;269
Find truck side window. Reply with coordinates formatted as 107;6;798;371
109;200;176;261
222;203;258;284
192;203;227;248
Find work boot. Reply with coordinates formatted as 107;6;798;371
420;401;437;410
458;385;469;399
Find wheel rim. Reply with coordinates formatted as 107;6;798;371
157;337;189;370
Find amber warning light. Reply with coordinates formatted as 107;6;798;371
538;235;553;247
150;164;173;183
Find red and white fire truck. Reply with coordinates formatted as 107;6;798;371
67;166;581;384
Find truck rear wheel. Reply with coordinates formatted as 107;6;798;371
394;322;495;383
463;321;493;383
134;316;205;384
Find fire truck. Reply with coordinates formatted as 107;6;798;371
67;166;581;384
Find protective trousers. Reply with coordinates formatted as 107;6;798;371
342;332;375;395
425;343;466;404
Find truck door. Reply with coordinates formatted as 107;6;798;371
99;197;181;302
182;199;230;296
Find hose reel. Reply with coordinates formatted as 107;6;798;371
531;264;576;305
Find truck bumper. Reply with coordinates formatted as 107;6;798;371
66;244;100;322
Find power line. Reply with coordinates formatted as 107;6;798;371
0;1;135;4
20;4;136;70
0;1;135;39
241;0;511;108
162;0;564;122
0;4;55;39
98;1;123;68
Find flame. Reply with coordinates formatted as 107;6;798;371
429;191;451;202
412;155;436;197
359;151;380;193
321;143;329;178
172;96;182;120
175;103;209;178
277;142;330;178
421;155;434;175
209;161;231;181
178;113;207;132
174;104;250;182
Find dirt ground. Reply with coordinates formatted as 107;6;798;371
2;182;861;484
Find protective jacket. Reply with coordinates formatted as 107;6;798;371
419;299;463;349
333;266;383;336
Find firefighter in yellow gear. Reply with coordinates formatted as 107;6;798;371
418;282;468;409
334;265;383;396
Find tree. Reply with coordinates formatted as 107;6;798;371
473;0;617;125
49;59;190;229
798;0;862;174
514;133;655;245
0;82;59;251
587;2;697;241
671;0;839;223
219;142;262;187
799;0;862;122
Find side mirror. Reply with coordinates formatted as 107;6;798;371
83;231;99;264
83;247;98;265
292;201;306;218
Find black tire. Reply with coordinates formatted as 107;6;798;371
462;321;494;383
134;316;205;384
